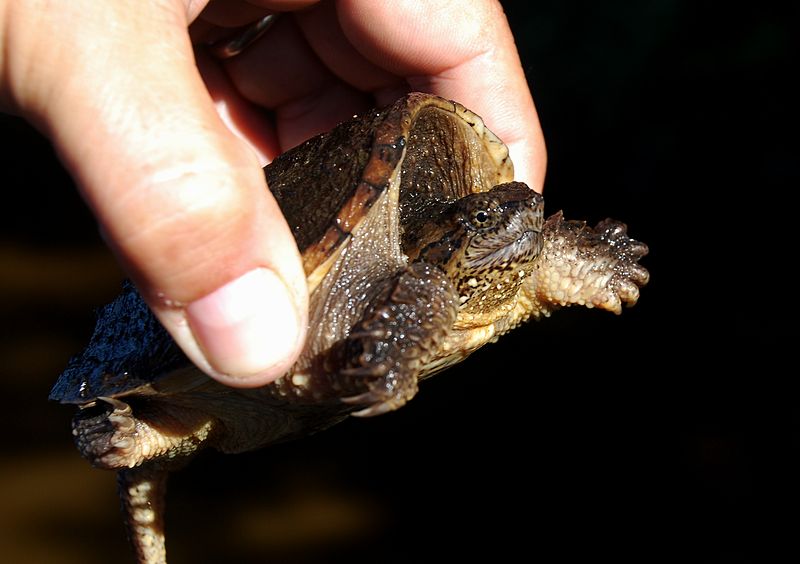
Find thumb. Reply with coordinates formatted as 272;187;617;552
2;2;308;386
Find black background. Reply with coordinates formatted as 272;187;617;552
0;1;796;562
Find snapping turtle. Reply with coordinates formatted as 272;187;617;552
51;93;648;563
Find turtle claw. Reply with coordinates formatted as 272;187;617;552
342;387;413;417
72;397;139;469
340;362;391;378
628;262;650;287
333;262;456;418
615;278;642;310
601;220;650;310
339;368;418;417
350;401;398;418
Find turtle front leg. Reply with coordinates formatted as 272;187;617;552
520;212;649;319
337;262;458;417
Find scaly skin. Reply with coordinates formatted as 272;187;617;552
72;397;215;469
64;185;649;564
118;465;169;564
339;262;458;416
515;213;650;323
54;94;649;564
65;205;648;564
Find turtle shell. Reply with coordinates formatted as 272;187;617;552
266;92;513;290
50;93;515;405
49;280;191;404
267;93;514;375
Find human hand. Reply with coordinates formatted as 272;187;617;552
0;0;545;387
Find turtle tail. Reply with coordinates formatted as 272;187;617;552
118;464;169;564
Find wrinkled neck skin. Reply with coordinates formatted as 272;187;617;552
408;182;544;329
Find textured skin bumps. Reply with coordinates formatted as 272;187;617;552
525;213;650;318
340;262;459;416
50;93;648;564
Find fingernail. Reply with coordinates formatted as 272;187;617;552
186;268;302;385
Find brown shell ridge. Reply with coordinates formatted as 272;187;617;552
265;93;515;284
303;134;407;288
297;154;408;377
298;94;450;280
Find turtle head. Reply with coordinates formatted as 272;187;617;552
410;182;544;316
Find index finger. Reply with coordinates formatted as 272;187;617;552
335;0;547;190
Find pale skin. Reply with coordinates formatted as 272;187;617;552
0;0;546;387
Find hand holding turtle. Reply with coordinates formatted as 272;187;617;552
0;0;545;386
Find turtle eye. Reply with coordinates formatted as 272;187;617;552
469;208;496;229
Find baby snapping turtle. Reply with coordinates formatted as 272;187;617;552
51;93;648;563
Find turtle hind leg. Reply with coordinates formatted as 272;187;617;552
71;399;217;563
337;262;458;416
72;397;216;469
118;464;168;564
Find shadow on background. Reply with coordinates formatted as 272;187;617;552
1;2;796;562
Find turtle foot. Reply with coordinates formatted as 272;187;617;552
72;397;216;469
337;263;457;417
341;366;418;417
528;213;650;317
73;397;141;468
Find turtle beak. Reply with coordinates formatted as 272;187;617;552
466;183;544;268
495;183;544;242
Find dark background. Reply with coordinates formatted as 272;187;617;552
1;1;795;562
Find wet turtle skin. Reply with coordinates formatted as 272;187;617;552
51;93;649;564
